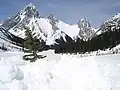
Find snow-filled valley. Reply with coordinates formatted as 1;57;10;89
1;2;120;90
0;50;120;90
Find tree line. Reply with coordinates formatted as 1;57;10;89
10;25;120;62
54;26;120;54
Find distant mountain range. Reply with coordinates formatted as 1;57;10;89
0;3;120;53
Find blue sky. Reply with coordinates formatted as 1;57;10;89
0;0;120;28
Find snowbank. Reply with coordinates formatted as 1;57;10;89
0;50;120;90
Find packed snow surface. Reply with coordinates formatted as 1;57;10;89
0;50;120;90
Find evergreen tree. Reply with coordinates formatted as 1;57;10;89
23;26;46;62
0;44;7;51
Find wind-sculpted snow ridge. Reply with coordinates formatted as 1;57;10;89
0;50;120;90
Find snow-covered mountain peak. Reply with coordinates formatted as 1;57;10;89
20;3;40;18
100;12;120;33
80;17;88;21
110;13;120;21
77;18;95;40
78;18;91;29
47;14;59;22
103;13;120;25
47;14;59;31
25;3;36;9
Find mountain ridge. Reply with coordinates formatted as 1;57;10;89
0;3;96;46
1;3;120;53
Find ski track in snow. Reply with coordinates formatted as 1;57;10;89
0;50;120;90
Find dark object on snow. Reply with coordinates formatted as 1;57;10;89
23;26;46;62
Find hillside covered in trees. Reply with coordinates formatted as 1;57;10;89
54;26;120;54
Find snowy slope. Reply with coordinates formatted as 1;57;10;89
58;21;79;39
0;30;22;51
0;50;120;90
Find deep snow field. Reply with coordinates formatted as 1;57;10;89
0;50;120;90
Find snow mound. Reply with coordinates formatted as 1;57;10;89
0;58;24;83
49;55;109;90
0;51;120;90
6;80;28;90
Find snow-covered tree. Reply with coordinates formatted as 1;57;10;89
23;26;46;62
